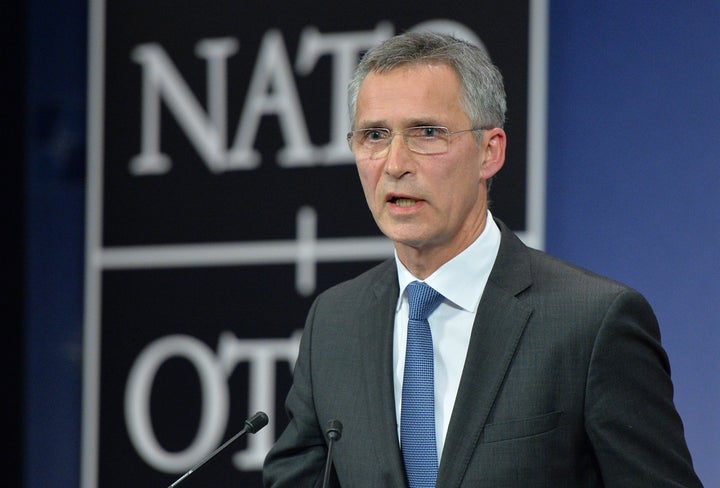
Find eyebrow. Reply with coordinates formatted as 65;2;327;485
354;121;387;130
354;118;443;130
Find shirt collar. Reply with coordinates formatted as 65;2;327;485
395;210;501;312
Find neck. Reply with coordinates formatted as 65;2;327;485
396;211;488;280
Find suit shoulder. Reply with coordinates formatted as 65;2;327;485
494;219;640;301
524;247;652;311
528;247;627;289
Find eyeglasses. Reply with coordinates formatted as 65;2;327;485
346;126;489;158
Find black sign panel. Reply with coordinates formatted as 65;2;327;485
84;1;545;486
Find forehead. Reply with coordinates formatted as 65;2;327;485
355;63;468;127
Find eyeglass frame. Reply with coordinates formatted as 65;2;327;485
346;125;493;158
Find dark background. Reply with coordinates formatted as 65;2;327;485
4;1;25;488
17;1;720;487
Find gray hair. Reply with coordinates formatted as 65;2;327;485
347;31;507;130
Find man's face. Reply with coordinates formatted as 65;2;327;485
353;62;502;262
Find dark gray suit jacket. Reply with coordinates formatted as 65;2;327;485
263;220;702;487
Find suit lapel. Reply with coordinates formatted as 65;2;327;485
436;221;534;488
359;262;408;486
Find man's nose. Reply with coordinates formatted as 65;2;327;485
383;134;414;178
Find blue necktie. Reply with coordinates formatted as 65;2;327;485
401;281;444;488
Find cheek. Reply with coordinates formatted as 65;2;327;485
450;153;484;193
356;162;379;189
356;164;381;206
438;162;482;210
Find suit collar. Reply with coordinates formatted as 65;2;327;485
437;219;534;487
485;218;533;297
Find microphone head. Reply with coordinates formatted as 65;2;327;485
245;411;269;434
325;419;343;442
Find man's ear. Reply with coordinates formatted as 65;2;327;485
479;128;506;180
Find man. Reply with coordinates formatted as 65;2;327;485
263;31;702;487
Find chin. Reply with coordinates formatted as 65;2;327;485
385;232;433;250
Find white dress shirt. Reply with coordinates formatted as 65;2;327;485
393;211;501;462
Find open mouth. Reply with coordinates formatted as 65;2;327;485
391;197;418;207
388;196;418;207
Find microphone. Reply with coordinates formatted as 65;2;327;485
167;411;269;488
321;420;343;488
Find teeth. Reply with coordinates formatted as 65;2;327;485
394;198;417;207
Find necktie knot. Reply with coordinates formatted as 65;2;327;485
407;281;444;321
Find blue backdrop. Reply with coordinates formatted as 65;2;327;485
24;1;719;486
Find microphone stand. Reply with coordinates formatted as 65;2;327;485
321;420;343;488
167;411;269;488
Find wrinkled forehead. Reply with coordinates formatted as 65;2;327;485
354;63;467;127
